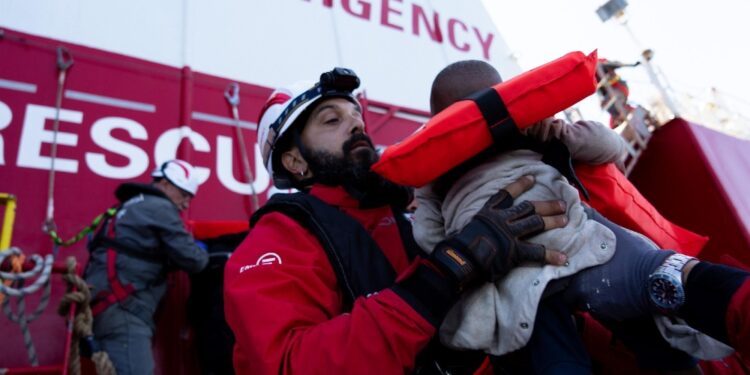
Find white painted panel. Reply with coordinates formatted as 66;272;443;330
0;0;187;66
0;0;519;111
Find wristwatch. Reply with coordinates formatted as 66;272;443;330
647;254;695;313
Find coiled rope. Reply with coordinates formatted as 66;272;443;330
57;256;116;375
0;247;54;366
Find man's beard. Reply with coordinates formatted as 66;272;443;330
301;133;413;208
301;133;379;188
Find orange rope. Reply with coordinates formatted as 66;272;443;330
0;253;25;304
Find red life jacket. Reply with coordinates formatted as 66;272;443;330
575;163;708;255
373;50;599;188
370;48;706;255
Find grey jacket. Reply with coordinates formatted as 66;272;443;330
85;183;208;329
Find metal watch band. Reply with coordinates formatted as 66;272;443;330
658;253;695;281
647;253;696;313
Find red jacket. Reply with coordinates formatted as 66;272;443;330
728;274;750;357
224;185;436;374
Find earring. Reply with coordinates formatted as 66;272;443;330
299;170;306;177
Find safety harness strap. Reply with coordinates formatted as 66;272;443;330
105;248;135;302
90;213;151;316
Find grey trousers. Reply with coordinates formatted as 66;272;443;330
562;207;674;321
93;304;155;375
559;208;697;370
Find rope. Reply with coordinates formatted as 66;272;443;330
47;208;117;247
0;205;114;368
43;46;74;233
0;248;54;297
0;247;54;367
0;251;24;305
58;257;117;375
224;82;259;213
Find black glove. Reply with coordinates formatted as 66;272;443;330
430;188;547;290
393;184;556;327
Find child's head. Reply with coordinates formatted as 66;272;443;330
429;60;507;198
430;60;502;116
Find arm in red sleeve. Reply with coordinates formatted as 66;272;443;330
224;212;436;375
726;277;750;357
678;262;749;353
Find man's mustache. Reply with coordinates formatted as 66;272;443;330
343;133;375;154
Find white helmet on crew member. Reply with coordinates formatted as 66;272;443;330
151;159;199;196
256;67;361;189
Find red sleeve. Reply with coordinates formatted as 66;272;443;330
726;278;750;358
224;212;435;375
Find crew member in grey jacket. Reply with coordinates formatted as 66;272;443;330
84;159;209;375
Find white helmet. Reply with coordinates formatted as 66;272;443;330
151;159;199;196
257;67;361;188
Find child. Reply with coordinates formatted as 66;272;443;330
414;60;732;373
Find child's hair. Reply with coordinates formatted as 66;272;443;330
430;60;502;115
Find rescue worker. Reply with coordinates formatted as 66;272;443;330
596;58;637;128
84;159;209;375
223;68;570;374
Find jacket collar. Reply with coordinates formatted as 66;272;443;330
309;184;360;209
115;182;169;203
308;180;414;211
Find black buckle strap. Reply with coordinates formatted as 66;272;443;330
465;88;590;200
464;87;523;147
540;139;590;200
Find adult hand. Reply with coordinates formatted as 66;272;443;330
431;175;568;289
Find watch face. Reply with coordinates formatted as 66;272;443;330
648;273;686;312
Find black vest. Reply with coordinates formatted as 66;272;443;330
251;192;422;310
250;192;486;375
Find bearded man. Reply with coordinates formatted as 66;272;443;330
223;68;569;375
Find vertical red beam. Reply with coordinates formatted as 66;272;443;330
178;66;194;162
